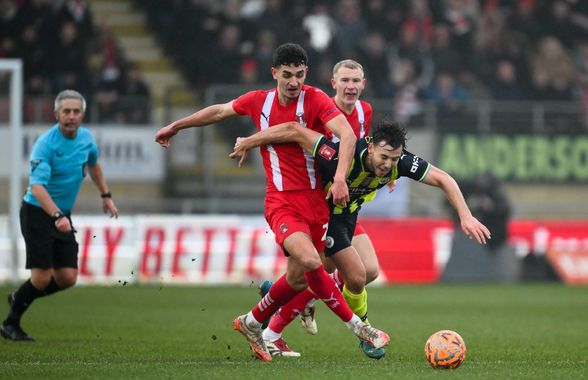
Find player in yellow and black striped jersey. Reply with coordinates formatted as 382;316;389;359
316;135;430;216
231;119;491;357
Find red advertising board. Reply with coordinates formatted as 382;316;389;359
4;216;587;284
360;218;454;283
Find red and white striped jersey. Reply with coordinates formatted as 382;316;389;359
233;85;341;193
329;98;373;142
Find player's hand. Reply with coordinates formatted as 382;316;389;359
103;198;119;218
155;124;178;148
55;217;72;233
326;177;349;207
387;180;396;193
460;215;491;244
229;137;251;167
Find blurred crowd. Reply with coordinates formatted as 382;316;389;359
0;0;151;123
3;0;588;129
138;0;588;131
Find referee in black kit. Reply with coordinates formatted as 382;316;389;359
1;90;118;341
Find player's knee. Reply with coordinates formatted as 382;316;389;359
299;255;323;271
346;271;366;293
31;274;51;290
285;273;308;291
55;273;77;289
365;265;380;285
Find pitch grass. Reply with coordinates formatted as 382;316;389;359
0;284;586;380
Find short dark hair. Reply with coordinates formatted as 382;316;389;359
272;43;308;68
372;120;407;150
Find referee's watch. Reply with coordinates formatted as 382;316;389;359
51;211;65;222
101;191;112;199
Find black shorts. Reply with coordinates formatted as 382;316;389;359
324;212;358;257
20;202;78;269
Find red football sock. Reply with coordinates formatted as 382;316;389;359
305;265;353;322
268;288;315;334
331;269;344;290
251;274;299;323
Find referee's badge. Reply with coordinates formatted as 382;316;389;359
30;160;40;172
318;144;336;160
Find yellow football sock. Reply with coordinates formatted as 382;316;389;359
342;285;369;324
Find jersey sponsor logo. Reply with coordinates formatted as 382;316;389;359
378;176;391;184
261;111;269;122
30;159;40;172
318;144;336;160
279;223;289;234
410;155;420;173
349;187;373;197
325;235;334;248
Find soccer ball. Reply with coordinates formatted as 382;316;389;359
424;330;467;369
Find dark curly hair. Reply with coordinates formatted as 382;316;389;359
372;120;407;150
272;43;308;68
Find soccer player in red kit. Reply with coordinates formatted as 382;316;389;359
255;60;390;358
155;44;389;361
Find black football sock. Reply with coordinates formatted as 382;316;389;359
42;277;62;296
4;279;44;325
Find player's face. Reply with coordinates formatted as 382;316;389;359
331;67;365;108
56;98;84;138
272;64;307;103
367;141;403;177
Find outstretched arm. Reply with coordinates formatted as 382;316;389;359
229;122;321;166
324;114;355;206
422;166;492;244
155;101;238;148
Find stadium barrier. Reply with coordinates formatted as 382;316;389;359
0;215;587;285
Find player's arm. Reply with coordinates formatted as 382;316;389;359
29;144;72;232
155;101;238;148
324;114;355;205
30;184;72;232
88;163;118;218
422;166;492;244
229;122;321;167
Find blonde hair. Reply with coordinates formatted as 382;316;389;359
333;59;365;76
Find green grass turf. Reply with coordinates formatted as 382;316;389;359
0;283;586;379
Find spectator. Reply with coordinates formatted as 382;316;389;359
461;172;511;250
431;22;463;75
426;71;468;130
357;32;393;98
489;59;526;100
529;36;575;101
333;0;367;58
50;21;86;91
56;0;94;42
302;3;335;53
119;63;151;124
206;24;243;84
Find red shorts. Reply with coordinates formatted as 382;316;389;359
265;189;330;254
353;221;367;237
